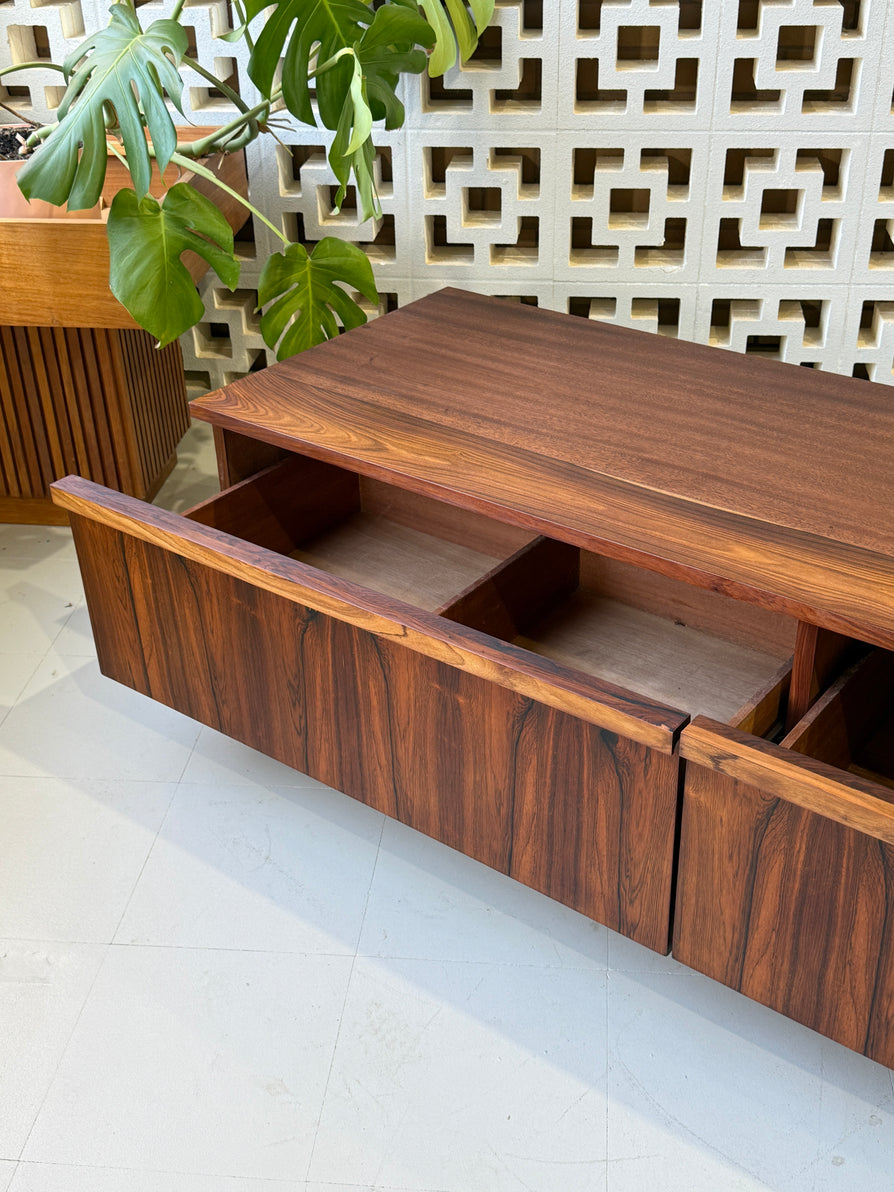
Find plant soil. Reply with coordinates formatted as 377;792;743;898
0;125;37;161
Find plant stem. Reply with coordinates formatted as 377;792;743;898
170;0;188;20
169;151;290;245
229;0;255;55
181;54;252;115
0;61;65;77
174;88;285;159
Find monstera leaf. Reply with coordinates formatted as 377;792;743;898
327;5;432;217
246;0;371;128
248;0;431;221
16;4;187;211
106;183;240;347
258;239;378;360
418;0;494;74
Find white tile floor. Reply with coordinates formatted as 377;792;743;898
1;421;893;1191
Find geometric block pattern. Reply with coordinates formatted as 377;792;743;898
4;0;894;393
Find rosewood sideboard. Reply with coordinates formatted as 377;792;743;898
52;288;894;1067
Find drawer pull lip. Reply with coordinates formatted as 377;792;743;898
51;474;686;753
681;716;894;846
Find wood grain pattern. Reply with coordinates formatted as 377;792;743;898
786;622;859;731
729;661;792;737
69;508;681;951
582;554;797;658
0;138;248;328
680;717;894;845
191;355;894;652
782;649;894;778
186;454;361;551
53;476;687;751
212;427;291;489
1;327;187;521
359;477;533;559
194;289;892;552
436;537;580;639
674;760;894;1067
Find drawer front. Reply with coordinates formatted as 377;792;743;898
675;717;894;1066
55;476;685;951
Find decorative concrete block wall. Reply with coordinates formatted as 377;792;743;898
3;0;893;393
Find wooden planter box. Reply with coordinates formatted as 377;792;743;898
0;131;247;523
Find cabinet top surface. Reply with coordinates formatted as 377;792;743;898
192;288;894;639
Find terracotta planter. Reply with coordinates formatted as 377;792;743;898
0;129;248;523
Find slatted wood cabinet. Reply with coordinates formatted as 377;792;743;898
0;136;247;523
51;289;894;1066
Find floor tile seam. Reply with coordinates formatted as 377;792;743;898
108;777;184;948
9;1156;307;1183
351;950;610;973
305;816;387;1183
15;941;113;1165
604;956;610;1191
603;971;771;1184
103;939;358;959
0;641;53;731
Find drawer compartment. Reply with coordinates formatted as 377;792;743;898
674;648;894;1066
444;551;797;725
52;458;693;951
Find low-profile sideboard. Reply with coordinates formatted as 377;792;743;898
52;288;894;1067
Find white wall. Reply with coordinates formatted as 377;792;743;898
4;0;894;393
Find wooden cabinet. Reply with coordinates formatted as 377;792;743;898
51;288;894;1063
0;136;247;524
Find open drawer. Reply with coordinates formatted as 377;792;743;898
51;450;801;953
674;647;894;1067
53;452;708;952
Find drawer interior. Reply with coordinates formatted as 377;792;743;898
444;550;798;722
781;648;894;795
186;454;535;612
290;477;534;611
187;452;801;723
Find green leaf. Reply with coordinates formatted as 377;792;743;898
246;0;371;129
258;238;378;360
325;5;431;219
418;0;494;75
107;183;240;348
16;4;187;211
356;4;431;128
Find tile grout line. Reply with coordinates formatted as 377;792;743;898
604;964;610;1190
106;720;201;948
304;811;387;1184
13;938;113;1166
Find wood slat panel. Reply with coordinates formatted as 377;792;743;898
674;762;894;1067
1;326;188;519
117;330;189;495
69;510;681;951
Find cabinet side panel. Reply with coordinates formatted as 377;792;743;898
674;763;894;1067
71;513;678;947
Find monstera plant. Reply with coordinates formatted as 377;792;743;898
3;0;493;358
